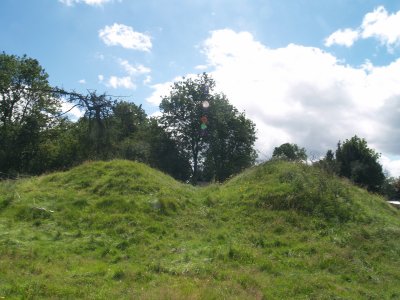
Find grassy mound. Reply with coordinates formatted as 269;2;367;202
3;160;194;228
219;160;395;222
1;160;400;299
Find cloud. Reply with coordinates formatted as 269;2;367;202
325;6;400;50
361;6;400;49
380;155;400;178
98;73;135;89
146;74;198;106
143;75;152;85
61;101;84;121
119;59;151;75
146;81;173;106
99;23;152;52
195;64;209;70
59;0;112;6
107;76;135;89
78;79;86;84
147;29;400;176
97;58;150;90
324;28;359;47
95;53;105;60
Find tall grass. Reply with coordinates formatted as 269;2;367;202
0;159;400;299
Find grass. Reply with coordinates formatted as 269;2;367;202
1;159;400;299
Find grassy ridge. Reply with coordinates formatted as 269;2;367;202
1;160;400;299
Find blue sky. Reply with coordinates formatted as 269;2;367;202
1;0;400;175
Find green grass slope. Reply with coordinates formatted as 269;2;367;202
1;160;400;299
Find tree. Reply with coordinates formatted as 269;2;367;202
111;101;147;140
203;94;256;181
381;176;400;200
0;52;61;174
159;73;256;184
314;149;339;174
159;73;213;183
272;143;307;162
58;90;116;159
335;135;384;192
106;102;191;181
143;118;192;181
394;178;400;199
27;119;82;173
109;101;149;162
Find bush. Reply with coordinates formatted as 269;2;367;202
256;163;355;221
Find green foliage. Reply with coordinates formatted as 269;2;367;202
203;94;257;181
0;52;62;175
314;149;339;174
336;135;385;192
224;160;356;221
160;73;256;183
381;176;400;200
159;73;215;183
111;101;146;140
272;143;307;162
0;160;400;299
136;118;192;181
0;54;254;184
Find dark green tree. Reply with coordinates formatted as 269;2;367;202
111;101;147;140
394;178;400;199
335;135;384;192
272;143;307;162
105;102;191;180
159;73;256;184
54;89;117;159
27;119;82;173
380;176;400;200
110;101;149;162
159;73;214;183
314;149;339;174
74;92;115;158
143;118;191;181
0;52;61;174
203;94;256;181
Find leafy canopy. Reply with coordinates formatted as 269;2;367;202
0;52;61;174
159;73;256;183
335;135;384;192
272;143;307;162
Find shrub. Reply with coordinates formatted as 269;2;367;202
256;164;355;221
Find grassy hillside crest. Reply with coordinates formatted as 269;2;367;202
1;160;400;299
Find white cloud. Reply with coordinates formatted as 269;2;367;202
324;28;359;47
149;110;162;118
325;6;400;50
99;23;152;52
148;29;400;176
381;155;400;177
98;59;150;90
78;79;86;84
106;76;135;89
61;101;84;121
59;0;111;6
119;59;151;75
146;74;198;106
143;75;152;85
195;64;209;70
146;81;174;106
361;6;400;49
98;73;135;89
